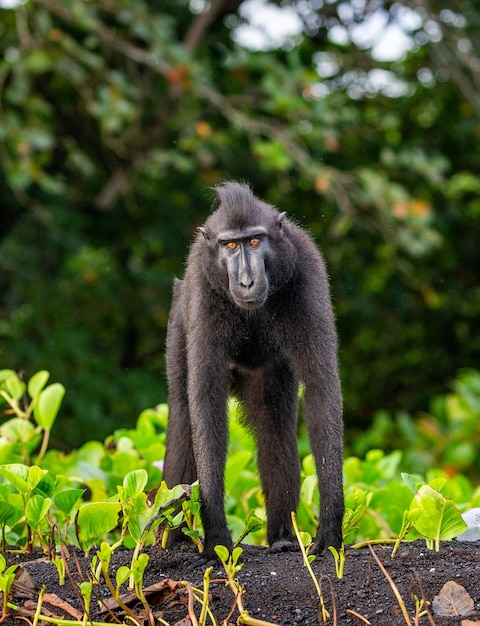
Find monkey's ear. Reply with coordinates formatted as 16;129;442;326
278;212;286;229
198;226;210;240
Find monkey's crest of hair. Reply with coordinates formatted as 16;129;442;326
208;181;281;233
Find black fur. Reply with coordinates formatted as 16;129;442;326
162;182;344;555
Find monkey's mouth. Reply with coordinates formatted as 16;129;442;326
232;294;267;310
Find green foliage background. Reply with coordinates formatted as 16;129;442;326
1;0;479;447
1;368;480;550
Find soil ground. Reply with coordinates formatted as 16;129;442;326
4;539;480;625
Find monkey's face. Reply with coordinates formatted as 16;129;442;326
217;228;271;310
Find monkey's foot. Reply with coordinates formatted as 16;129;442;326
311;530;342;555
269;538;298;553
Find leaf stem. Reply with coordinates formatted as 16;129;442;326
369;545;412;626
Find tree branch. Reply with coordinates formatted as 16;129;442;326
183;0;229;53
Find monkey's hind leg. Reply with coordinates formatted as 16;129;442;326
162;304;197;547
240;363;301;551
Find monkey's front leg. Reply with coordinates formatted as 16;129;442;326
188;365;233;555
304;378;344;554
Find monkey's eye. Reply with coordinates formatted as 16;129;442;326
249;238;260;247
225;241;237;250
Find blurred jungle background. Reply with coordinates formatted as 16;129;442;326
0;0;479;456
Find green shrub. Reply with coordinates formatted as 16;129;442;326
0;368;479;553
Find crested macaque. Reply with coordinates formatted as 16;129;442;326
162;182;344;555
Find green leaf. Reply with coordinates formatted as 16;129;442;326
300;474;317;508
0;501;16;526
232;546;243;565
27;371;50;401
127;492;152;543
182;528;200;540
401;472;425;494
0;370;17;387
233;510;264;547
75;502;122;552
34;383;65;430
134;552;148;574
97;541;112;568
25;495;52;528
299;531;312;548
0;418;37;444
4;376;25;401
35;472;56;499
150;482;189;514
79;580;93;597
429;477;447;493
244;512;264;535
27;466;48;491
123;469;148;498
409;484;467;547
328;546;339;558
116;565;131;587
0;464;30;493
54;489;85;516
214;545;230;563
0;563;17;591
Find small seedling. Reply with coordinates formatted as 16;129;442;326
117;474;192;586
399;473;467;551
32;584;47;626
413;594;428;623
0;463;54;553
180;483;204;552
215;545;277;626
0;370;65;464
52;555;66;585
291;512;330;622
198;565;213;626
0;554;18;621
215;544;244;580
391;509;417;557
234;511;264;548
96;542;140;625
342;488;373;542
130;553;154;626
79;580;93;626
328;543;345;579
